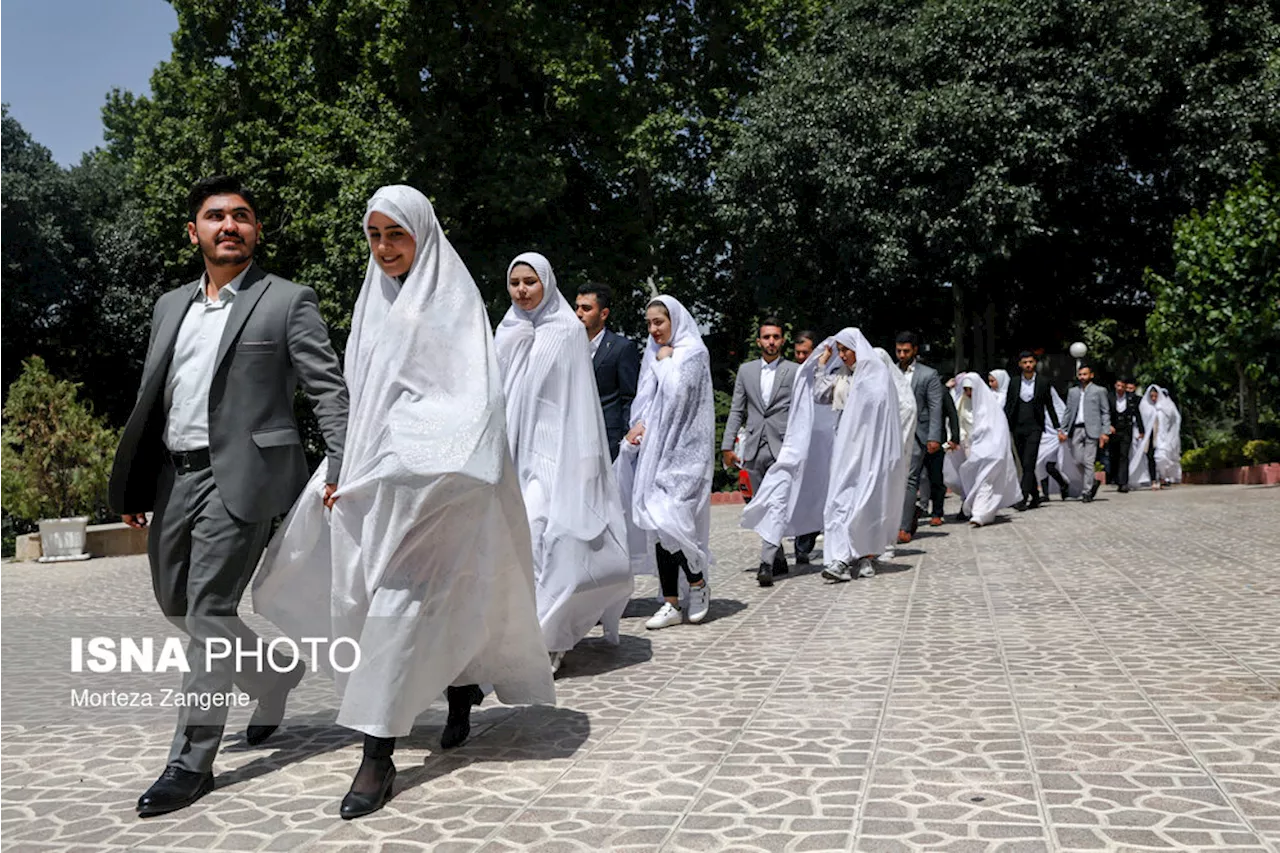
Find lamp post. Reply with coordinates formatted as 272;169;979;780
1069;341;1087;372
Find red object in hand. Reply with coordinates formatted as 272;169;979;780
738;468;753;500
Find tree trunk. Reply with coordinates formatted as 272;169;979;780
1238;361;1260;439
952;281;965;372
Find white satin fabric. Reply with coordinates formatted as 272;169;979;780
614;295;716;586
1036;387;1081;496
495;252;633;652
1132;385;1182;485
954;372;1022;525
254;185;554;737
819;328;903;562
740;340;840;546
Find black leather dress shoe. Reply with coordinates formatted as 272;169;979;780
1118;485;1129;493
136;766;214;817
441;685;484;749
246;663;306;746
1013;500;1028;512
339;762;395;820
772;552;789;576
794;552;810;566
757;562;774;587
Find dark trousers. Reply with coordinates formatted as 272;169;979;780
150;462;285;773
1111;430;1132;487
919;448;946;518
794;531;818;558
902;442;946;527
1013;428;1042;501
656;543;703;599
1148;443;1157;482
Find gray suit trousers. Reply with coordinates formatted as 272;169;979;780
1069;427;1099;490
150;462;285;773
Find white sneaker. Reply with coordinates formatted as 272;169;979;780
881;545;896;560
686;584;711;624
646;602;684;630
857;558;876;579
822;560;853;582
549;651;564;674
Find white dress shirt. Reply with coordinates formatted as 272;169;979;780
900;360;916;382
589;327;606;358
1020;375;1035;402
1075;385;1088;425
759;357;782;407
163;269;249;452
1116;393;1127;413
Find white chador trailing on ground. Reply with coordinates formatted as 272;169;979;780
614;295;716;627
1131;384;1183;488
740;340;840;560
495;252;633;671
813;328;903;582
1036;386;1079;498
254;186;555;740
953;372;1022;526
876;347;916;558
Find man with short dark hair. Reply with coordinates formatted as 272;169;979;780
110;175;349;816
894;331;944;541
1108;377;1144;493
724;317;799;586
576;283;640;461
1063;363;1111;502
1004;350;1064;508
793;330;818;366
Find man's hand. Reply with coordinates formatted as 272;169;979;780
122;513;148;530
926;441;941;454
626;423;646;445
722;450;739;468
1057;431;1068;443
1109;425;1116;435
322;483;338;509
657;345;674;361
945;441;958;452
1099;434;1109;448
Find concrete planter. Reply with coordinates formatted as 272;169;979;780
1183;462;1280;486
36;516;91;562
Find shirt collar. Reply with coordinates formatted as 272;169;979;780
590;327;606;344
761;356;781;370
197;266;250;304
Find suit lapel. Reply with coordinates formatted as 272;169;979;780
594;331;612;367
215;264;272;371
147;283;200;380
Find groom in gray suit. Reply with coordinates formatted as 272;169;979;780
895;332;945;542
109;176;349;817
722;318;799;586
1062;363;1111;502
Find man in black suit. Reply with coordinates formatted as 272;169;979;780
1004;351;1065;509
1108;377;1145;493
576;283;640;461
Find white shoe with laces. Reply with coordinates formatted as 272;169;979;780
822;561;853;582
857;558;876;579
686;583;711;624
645;602;684;630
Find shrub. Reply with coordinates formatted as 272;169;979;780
1;356;119;522
1243;439;1280;465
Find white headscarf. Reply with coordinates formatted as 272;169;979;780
255;185;555;737
987;369;1011;410
494;252;633;651
823;328;903;562
1135;385;1182;484
954;372;1022;524
740;336;841;545
614;295;716;579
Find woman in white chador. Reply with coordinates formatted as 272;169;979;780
495;252;633;672
877;347;916;558
740;338;840;569
987;369;1011;409
813;328;903;582
1131;385;1182;488
254;186;554;819
614;295;715;630
1035;386;1074;499
954;373;1022;526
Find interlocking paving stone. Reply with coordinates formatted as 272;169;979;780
2;483;1278;851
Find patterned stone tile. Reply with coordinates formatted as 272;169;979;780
692;764;864;818
666;814;854;852
477;807;676;851
530;760;713;813
724;727;874;767
876;732;1030;772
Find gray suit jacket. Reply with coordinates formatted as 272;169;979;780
109;264;349;523
1063;383;1112;440
721;358;799;463
907;361;944;449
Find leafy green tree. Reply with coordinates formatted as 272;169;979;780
1146;163;1280;439
716;0;1280;367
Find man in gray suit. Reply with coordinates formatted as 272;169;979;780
721;318;799;586
1062;363;1111;502
894;332;945;542
109;176;349;817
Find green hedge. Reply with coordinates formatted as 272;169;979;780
1182;439;1280;473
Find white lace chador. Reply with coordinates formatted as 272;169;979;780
613;295;715;586
1131;385;1183;486
253;185;554;738
818;328;903;562
495;252;633;653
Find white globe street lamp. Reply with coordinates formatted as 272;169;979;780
1069;341;1087;371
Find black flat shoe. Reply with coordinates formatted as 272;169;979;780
339;762;395;820
441;685;484;749
756;562;774;587
136;766;215;817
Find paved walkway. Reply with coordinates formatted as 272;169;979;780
2;484;1278;852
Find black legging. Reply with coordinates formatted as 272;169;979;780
656;543;703;599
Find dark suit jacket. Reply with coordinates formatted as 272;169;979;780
109;264;349;522
940;389;962;445
592;328;640;460
1109;391;1145;436
1004;373;1061;433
